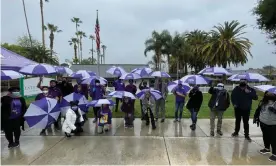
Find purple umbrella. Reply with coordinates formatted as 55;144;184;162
81;76;107;85
60;92;89;114
55;66;73;75
254;85;276;94
180;75;210;85
150;71;171;78
198;67;232;76
19;64;57;76
24;97;60;129
1;70;24;80
87;99;115;107
120;73;141;80
106;66;127;76
228;73;269;82
131;67;152;77
167;80;191;92
70;70;97;79
136;89;162;100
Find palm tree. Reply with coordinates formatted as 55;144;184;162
45;23;62;60
148;55;165;71
25;45;59;65
22;0;32;47
101;45;107;64
68;37;79;64
161;30;173;71
71;17;83;59
202;20;252;68
40;0;48;48
89;35;95;63
75;31;86;63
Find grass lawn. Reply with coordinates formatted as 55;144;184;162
25;93;262;119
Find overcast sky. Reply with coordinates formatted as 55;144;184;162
1;0;275;69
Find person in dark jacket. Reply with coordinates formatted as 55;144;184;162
1;87;27;149
125;79;137;117
121;97;134;128
186;85;203;130
231;79;258;141
208;83;230;136
90;79;105;123
113;77;125;112
139;80;149;120
57;77;74;96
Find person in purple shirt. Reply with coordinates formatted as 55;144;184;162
75;79;89;99
1;87;27;149
172;83;187;122
91;79;105;123
113;77;125;112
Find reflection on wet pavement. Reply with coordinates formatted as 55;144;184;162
1;119;274;165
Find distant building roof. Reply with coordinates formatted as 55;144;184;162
70;64;149;78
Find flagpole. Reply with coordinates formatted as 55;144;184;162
96;10;100;76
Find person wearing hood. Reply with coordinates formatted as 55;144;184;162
1;87;27;149
154;78;168;123
172;83;187;122
141;91;156;130
90;79;105;123
121;97;134;128
254;92;276;162
231;79;258;141
113;77;125;112
186;85;203;130
139;80;149;120
208;83;230;137
62;101;84;137
98;104;112;134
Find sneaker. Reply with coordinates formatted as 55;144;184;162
217;130;223;136
152;126;156;130
40;129;46;135
210;131;215;137
65;132;71;137
161;119;165;123
245;136;252;142
259;148;270;154
191;124;196;131
174;119;178;123
190;124;193;128
269;155;276;162
178;119;181;122
93;118;97;123
8;143;14;149
232;132;239;137
13;142;20;148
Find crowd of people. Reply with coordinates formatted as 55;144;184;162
1;77;276;161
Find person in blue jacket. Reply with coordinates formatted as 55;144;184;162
90;79;105;123
113;77;125;112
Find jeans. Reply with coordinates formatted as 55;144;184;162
234;108;250;136
260;122;276;155
189;108;198;124
175;102;184;120
3;119;21;144
210;109;224;132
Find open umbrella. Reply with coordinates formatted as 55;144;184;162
108;91;136;99
180;75;210;85
19;64;57;76
87;99;115;107
24;97;60;129
136;89;162;100
81;76;107;85
131;67;152;77
55;66;73;75
1;70;24;80
167;80;191;92
120;73;141;80
60;92;89;114
254;85;276;93
198;67;232;76
150;71;170;78
228;73;269;82
70;70;96;79
106;66;126;76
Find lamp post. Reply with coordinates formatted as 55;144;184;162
101;44;107;64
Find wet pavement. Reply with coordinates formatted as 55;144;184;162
1;118;275;165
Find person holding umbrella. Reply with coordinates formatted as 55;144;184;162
139;80;149;120
113;77;125;112
172;82;187;122
98;104;112;134
1;87;27;148
141;91;156;129
125;79;137;116
231;78;258;141
121;97;134;128
91;79;105;123
154;78;168;123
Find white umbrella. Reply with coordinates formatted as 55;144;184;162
19;64;57;76
1;70;24;80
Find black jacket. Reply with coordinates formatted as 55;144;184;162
186;89;203;111
231;86;258;111
208;87;230;111
1;96;27;129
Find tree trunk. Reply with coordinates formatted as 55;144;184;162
74;45;78;63
167;54;170;73
22;0;32;47
75;23;80;61
49;33;54;62
184;62;188;75
80;37;83;63
40;0;45;48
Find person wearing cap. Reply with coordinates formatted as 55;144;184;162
186;85;203;130
62;101;84;137
231;79;258;141
139;80;149;120
208;83;230;136
154;78;168;123
90;79;105;123
172;82;187;122
113;77;125;112
1;87;27;148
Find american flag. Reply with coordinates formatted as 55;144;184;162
95;10;100;53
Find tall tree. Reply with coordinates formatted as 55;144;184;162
21;0;32;47
148;55;165;71
80;57;97;65
45;23;62;60
75;31;86;63
202;20;252;68
101;44;107;64
68;37;79;64
161;30;173;71
40;0;48;48
71;17;83;59
89;35;95;63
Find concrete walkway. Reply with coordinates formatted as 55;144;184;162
1;119;275;165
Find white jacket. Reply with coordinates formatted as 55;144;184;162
62;108;84;133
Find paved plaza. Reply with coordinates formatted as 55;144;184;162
1;119;275;165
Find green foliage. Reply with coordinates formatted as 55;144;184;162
80;57;97;65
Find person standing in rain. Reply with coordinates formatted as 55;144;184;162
142;91;156;129
90;79;105;123
74;79;89;99
208;83;230;136
113;77;125;112
121;97;134;128
125;79;137;116
139;80;149;120
186;85;203;130
231;78;258;141
154;78;168;123
172;82;187;122
1;87;27;148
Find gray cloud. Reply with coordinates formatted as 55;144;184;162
1;0;275;69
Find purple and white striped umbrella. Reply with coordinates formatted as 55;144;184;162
120;73;141;80
254;85;276;93
60;92;89;114
1;70;24;80
228;73;269;82
150;71;171;78
55;66;73;75
106;66;126;76
131;67;152;77
167;80;191;92
87;99;115;107
24;97;60;129
81;76;107;85
136;89;162;100
198;67;232;76
19;64;57;76
108;91;136;99
180;75;210;85
70;70;97;79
